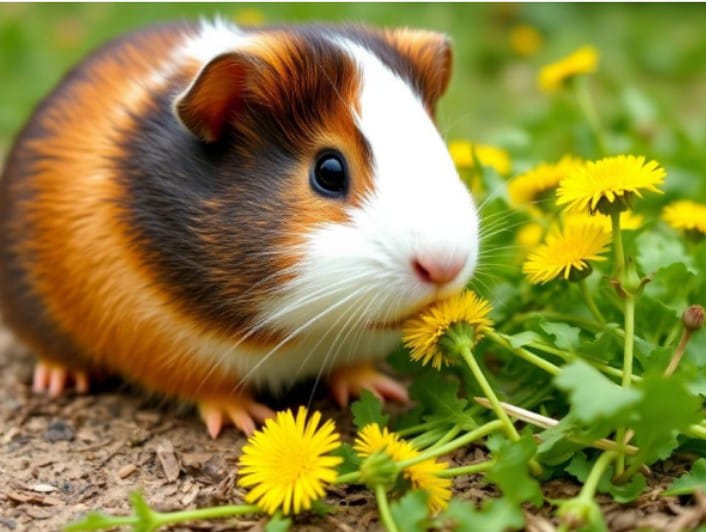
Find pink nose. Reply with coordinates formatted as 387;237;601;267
413;256;466;286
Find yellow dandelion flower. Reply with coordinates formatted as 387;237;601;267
523;222;611;284
509;155;583;207
354;423;401;458
402;291;493;370
238;407;342;515
354;423;451;514
449;140;512;176
663;200;706;234
509;25;543;57
556;155;666;214
539;45;599;93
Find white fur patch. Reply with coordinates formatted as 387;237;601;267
176;18;249;64
264;38;479;329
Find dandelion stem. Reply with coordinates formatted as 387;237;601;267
610;211;625;279
579;279;606;325
615;294;636;477
333;471;361;485
375;484;400;532
610;208;634;477
460;345;521;442
397;420;504;467
148;504;262;527
486;330;562;375
580;451;617;502
427;423;462;450
574;76;608;156
527;341;641;383
396;420;446;437
439;460;496;478
66;503;263;531
664;328;692;376
509;311;605;333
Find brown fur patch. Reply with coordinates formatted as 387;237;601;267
383;28;453;113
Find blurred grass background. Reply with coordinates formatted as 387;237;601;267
2;3;706;184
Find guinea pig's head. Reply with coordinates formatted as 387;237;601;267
174;23;478;336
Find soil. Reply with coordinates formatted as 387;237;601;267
0;324;703;532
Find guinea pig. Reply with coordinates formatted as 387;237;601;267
0;19;479;437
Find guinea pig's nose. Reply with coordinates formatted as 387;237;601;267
413;255;466;286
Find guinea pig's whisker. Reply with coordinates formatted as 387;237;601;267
194;274;375;394
232;284;373;393
305;288;382;408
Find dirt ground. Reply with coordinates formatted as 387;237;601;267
0;325;703;532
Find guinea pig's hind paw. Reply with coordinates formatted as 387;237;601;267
32;361;89;397
198;396;275;439
328;363;409;408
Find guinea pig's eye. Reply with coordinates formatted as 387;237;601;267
310;150;348;198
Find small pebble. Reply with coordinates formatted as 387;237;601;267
0;517;16;530
43;420;75;442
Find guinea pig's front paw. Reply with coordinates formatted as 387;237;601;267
32;360;90;397
328;362;409;408
197;393;275;439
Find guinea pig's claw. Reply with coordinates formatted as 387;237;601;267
198;397;275;439
32;361;89;397
328;363;409;408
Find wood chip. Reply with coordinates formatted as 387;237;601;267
181;452;214;468
156;440;180;482
117;464;136;479
29;483;57;493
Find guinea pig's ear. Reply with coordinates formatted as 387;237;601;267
384;28;453;108
174;52;250;143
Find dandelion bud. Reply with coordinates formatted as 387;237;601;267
683;305;705;332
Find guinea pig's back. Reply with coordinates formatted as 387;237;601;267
0;22;197;369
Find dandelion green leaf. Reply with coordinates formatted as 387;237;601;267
636;231;696;276
578;327;622;363
389;490;430;532
631;373;702;464
486;434;543;507
663;458;706;496
555;361;641;425
539;320;582;350
507;331;542;348
438;498;525;531
409;373;477;430
566;453;645;503
264;512;292;532
644;262;697;313
538;416;601;465
333;443;361;475
351;390;390;429
686;329;706;368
